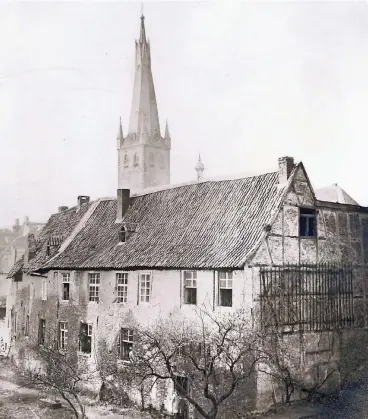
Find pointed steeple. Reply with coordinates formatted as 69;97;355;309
117;117;123;140
164;120;170;140
195;154;205;182
139;14;147;44
128;14;160;141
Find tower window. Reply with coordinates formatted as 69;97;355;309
149;152;154;167
133;153;139;167
123;154;129;168
119;226;127;243
159;154;165;169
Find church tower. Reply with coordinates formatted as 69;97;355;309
117;15;171;192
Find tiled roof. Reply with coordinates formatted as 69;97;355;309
7;256;24;278
315;184;359;206
7;203;93;278
39;172;287;271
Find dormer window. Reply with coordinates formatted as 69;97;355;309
133;154;139;167
119;226;127;243
123;154;129;168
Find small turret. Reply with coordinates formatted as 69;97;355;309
195;154;205;182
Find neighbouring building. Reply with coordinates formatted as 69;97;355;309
0;217;44;353
6;13;368;418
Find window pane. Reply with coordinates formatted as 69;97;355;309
220;289;232;307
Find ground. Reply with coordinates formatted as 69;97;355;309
0;357;367;418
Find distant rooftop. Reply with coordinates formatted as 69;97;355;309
315;183;359;206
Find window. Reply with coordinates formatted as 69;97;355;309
116;273;128;303
41;278;47;301
119;226;126;243
79;323;92;353
88;273;100;302
299;207;317;237
149;152;154;167
59;321;68;351
174;375;189;396
133;153;139;167
123;154;129;168
139;273;151;303
38;319;46;345
118;328;134;361
218;271;233;307
61;273;70;301
46;245;50;256
25;315;29;337
183;271;197;305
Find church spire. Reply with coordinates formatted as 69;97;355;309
195;154;205;182
117;117;123;140
128;14;160;141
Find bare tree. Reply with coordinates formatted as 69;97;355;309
122;307;260;419
22;344;90;419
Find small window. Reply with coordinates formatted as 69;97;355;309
133;153;139;167
299;207;317;237
59;321;68;351
38;319;46;345
124;154;129;168
41;278;48;301
174;375;189;396
183;271;197;305
116;273;128;303
118;328;134;361
25;314;29;337
119;226;126;243
88;273;100;302
46;245;50;256
149;152;154;167
218;271;233;307
61;273;70;301
79;322;92;353
139;273;151;303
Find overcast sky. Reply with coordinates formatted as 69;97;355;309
0;0;368;228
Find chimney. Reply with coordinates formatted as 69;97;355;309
278;156;295;184
116;189;130;222
58;206;69;213
78;196;90;208
24;233;36;265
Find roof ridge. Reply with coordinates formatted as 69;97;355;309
132;170;279;197
46;199;102;265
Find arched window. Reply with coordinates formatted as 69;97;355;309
159;154;165;169
119;226;126;243
149;152;154;167
133;153;139;167
123;154;129;168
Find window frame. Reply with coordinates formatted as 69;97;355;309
139;272;151;304
183;270;197;305
88;272;100;303
38;318;46;346
79;322;92;354
59;321;68;351
61;272;71;301
118;328;134;361
218;271;233;307
299;207;317;238
25;314;30;337
41;278;48;301
116;272;128;303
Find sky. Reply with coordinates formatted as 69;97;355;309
1;0;368;228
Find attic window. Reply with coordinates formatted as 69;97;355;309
119;226;127;243
299;208;317;237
